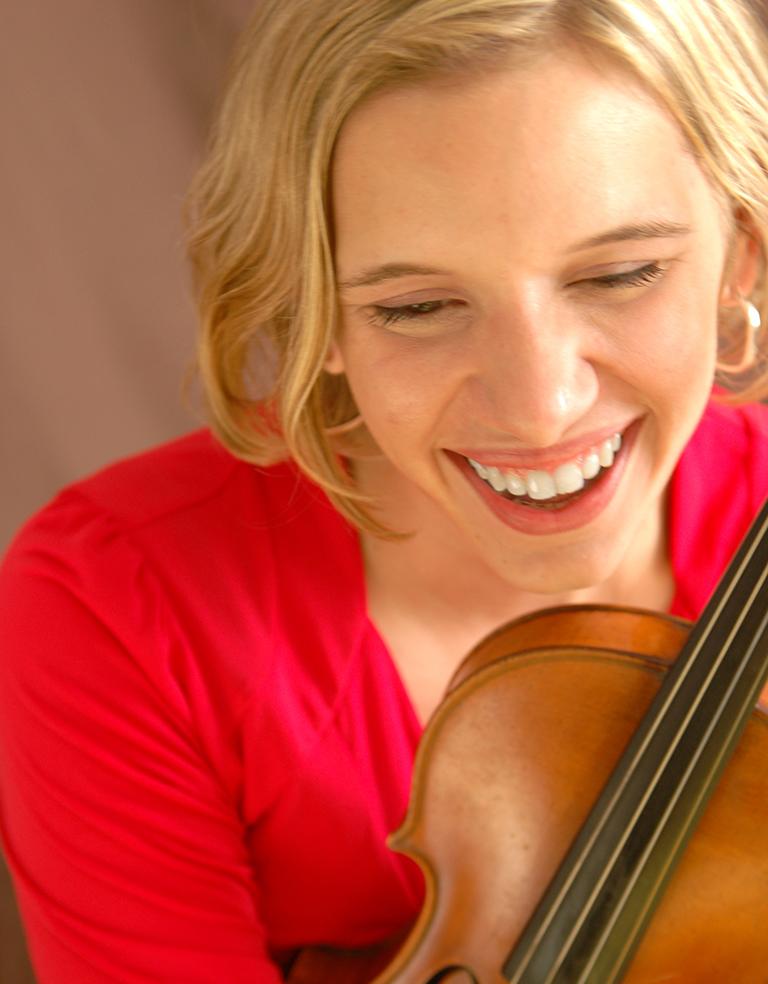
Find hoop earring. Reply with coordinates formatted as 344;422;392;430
716;296;761;374
323;413;364;436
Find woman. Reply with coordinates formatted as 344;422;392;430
1;0;767;981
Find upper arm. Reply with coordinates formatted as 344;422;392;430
0;516;284;984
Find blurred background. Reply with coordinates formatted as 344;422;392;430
0;2;252;979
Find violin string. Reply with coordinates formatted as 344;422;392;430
566;529;768;981
578;599;768;982
551;516;768;981
503;498;768;982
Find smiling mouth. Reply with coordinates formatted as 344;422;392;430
463;432;623;510
477;469;609;509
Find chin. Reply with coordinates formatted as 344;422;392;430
492;543;623;599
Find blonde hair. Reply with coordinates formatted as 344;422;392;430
187;0;768;534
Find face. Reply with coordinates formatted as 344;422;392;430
329;47;751;595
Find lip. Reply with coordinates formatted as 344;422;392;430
446;417;643;536
454;422;634;471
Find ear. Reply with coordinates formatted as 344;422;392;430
323;338;346;375
720;210;762;305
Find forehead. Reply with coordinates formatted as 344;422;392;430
331;47;716;264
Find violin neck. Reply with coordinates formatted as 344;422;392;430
503;496;768;983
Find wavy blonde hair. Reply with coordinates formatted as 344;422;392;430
187;0;768;535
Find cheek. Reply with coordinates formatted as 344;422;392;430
605;281;718;389
348;362;437;448
342;333;466;442
608;289;718;469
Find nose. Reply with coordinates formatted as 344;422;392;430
469;300;599;447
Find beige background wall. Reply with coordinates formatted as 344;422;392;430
0;3;252;980
1;0;252;553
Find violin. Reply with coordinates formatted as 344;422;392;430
289;498;768;983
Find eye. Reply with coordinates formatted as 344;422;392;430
368;299;460;328
365;262;666;329
584;261;666;290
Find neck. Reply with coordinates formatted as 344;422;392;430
356;456;674;636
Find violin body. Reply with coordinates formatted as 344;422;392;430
289;607;768;983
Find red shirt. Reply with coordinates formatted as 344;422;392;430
1;399;766;983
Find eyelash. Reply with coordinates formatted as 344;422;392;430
370;262;666;327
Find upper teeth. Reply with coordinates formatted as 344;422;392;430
468;433;622;501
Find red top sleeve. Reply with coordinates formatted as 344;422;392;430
668;399;768;620
0;489;283;983
0;432;423;983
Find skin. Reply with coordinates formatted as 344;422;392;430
327;46;759;721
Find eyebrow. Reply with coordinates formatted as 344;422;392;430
337;262;452;291
337;220;693;291
566;220;693;253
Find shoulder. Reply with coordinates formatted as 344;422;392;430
52;427;316;536
4;428;350;574
0;431;363;709
680;399;768;471
669;400;768;618
674;399;768;517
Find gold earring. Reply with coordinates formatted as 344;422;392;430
716;295;761;374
